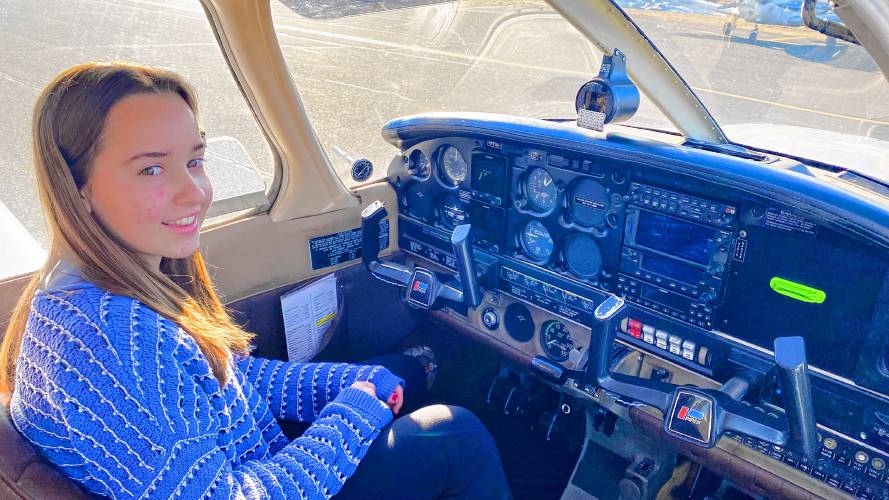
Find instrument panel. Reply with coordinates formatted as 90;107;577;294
388;117;889;498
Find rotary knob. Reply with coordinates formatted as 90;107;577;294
698;291;716;305
482;307;499;330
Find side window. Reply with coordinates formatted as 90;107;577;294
0;1;272;280
271;1;675;188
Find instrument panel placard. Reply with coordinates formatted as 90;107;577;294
500;266;598;324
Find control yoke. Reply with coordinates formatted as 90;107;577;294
533;293;820;456
360;200;482;309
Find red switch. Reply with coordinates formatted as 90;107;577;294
629;318;642;339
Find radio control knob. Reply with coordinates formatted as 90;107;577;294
699;291;716;304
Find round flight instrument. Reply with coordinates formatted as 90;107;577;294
540;320;573;361
504;303;535;342
438;145;468;186
438;193;469;230
524;167;558;212
408;149;430;179
564;233;602;279
520;220;554;261
403;181;433;221
569;179;608;227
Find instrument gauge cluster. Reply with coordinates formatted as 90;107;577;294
397;138;628;289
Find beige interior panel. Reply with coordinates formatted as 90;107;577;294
0;181;398;328
0;275;30;333
203;182;398;302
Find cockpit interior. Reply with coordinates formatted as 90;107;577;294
2;0;889;499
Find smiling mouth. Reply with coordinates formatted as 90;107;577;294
163;214;197;227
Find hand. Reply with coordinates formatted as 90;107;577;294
386;384;404;415
350;380;377;399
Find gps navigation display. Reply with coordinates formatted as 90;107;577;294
634;211;718;265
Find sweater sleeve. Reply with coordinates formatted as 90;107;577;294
11;292;393;499
236;357;404;424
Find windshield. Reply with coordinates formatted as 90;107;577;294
622;0;889;176
271;0;675;187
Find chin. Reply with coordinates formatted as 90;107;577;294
164;242;201;260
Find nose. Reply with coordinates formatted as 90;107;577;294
173;164;211;207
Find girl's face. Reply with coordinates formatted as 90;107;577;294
81;92;211;270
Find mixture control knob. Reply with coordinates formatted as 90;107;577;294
482;307;499;330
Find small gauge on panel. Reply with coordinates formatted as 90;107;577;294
569;178;608;227
564;233;602;279
438;193;469;230
524;167;558;212
407;149;430;179
438;145;468;186
540;320;574;361
519;220;554;262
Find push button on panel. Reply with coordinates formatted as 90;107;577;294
668;335;682;355
641;325;654;342
619;317;708;367
655;330;668;350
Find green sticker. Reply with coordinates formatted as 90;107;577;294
769;277;826;304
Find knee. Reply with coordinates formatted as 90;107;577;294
406;405;494;445
439;405;488;439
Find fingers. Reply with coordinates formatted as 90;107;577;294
350;380;377;399
351;381;404;415
387;385;404;415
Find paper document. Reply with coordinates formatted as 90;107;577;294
280;273;338;362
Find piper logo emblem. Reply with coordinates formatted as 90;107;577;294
678;405;705;425
412;281;428;293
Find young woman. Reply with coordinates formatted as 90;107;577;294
0;63;510;499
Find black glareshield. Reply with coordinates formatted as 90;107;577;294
361;200;387;267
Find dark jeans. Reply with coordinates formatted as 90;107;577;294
333;354;512;499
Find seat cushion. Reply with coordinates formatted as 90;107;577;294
0;402;89;500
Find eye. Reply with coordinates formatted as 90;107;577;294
188;158;205;169
140;165;163;176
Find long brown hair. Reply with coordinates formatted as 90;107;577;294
0;62;252;394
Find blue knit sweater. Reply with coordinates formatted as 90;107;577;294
10;273;403;499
